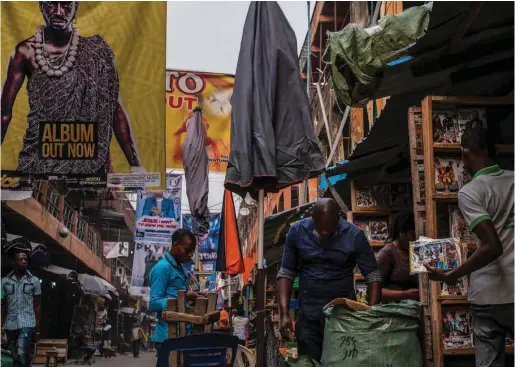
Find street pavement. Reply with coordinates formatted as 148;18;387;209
64;350;157;367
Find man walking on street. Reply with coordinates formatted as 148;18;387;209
426;127;514;367
277;198;382;362
131;320;143;358
1;248;42;367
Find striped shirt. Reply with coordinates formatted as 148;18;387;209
1;271;41;330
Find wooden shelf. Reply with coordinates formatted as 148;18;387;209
370;240;385;247
443;346;514;356
438;295;468;304
429;95;513;106
351;210;395;215
433;143;513;155
434;193;458;201
443;347;474;356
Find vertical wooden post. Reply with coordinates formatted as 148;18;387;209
422;96;443;367
166;299;179;367
192;298;208;334
177;291;187;337
205;293;218;333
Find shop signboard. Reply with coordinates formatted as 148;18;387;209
166;71;234;173
1;2;166;189
134;174;182;244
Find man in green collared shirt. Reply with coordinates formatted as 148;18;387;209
427;127;514;367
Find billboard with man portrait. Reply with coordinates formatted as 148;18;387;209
1;2;166;188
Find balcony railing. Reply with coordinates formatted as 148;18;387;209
77;216;87;242
87;228;94;250
32;180;43;201
62;201;74;231
46;184;60;219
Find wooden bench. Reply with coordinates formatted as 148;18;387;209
34;339;68;365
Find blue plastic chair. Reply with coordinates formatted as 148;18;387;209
156;333;240;367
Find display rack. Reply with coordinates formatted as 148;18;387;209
409;96;514;367
347;180;412;302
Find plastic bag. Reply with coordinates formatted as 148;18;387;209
321;300;423;367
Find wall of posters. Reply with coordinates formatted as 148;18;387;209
1;2;166;187
166;71;234;172
134;174;182;244
183;214;221;272
103;242;129;259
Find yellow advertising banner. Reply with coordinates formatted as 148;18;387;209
1;2;166;187
166;70;234;172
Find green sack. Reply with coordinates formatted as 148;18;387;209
321;301;423;367
1;353;13;367
328;4;431;107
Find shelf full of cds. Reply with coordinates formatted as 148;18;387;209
408;96;514;367
348;180;412;304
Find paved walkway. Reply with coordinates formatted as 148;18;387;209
64;351;156;367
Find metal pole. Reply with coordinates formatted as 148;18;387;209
256;189;265;367
302;0;312;204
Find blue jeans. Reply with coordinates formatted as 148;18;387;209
6;328;33;367
79;346;96;361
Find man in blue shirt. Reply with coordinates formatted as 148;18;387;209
149;229;200;347
278;199;382;361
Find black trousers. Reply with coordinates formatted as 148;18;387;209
132;340;141;357
295;312;325;362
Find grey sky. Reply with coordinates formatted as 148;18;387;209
167;1;313;74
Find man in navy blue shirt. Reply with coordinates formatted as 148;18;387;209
278;198;382;361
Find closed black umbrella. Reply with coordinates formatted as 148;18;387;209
224;1;324;198
224;2;324;365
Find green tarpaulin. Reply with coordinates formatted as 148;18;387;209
328;4;431;107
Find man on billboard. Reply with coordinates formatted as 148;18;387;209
142;192;177;219
1;1;143;175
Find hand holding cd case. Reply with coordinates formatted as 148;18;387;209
410;237;463;274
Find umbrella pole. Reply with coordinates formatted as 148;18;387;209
256;189;265;367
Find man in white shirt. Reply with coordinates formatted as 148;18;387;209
427;127;514;367
231;309;249;346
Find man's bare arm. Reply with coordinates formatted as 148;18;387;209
1;45;32;144
113;97;142;168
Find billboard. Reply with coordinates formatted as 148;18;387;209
183;214;220;272
166;71;234;172
134;174;182;244
1;2;166;187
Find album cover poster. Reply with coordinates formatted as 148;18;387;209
449;206;479;246
369;220;389;242
433;109;459;144
355;186;377;208
457;109;487;142
355;280;368;305
434;158;470;195
355;222;371;241
410;238;462;274
442;308;473;349
441;277;468;297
